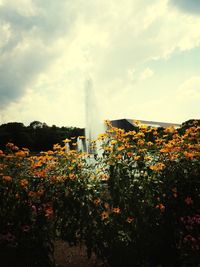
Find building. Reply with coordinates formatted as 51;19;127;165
110;119;180;131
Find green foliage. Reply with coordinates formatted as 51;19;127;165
0;121;84;152
0;121;199;267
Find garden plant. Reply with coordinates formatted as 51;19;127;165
0;120;199;267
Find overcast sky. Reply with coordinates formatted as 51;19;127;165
0;0;200;127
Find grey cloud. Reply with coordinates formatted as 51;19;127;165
0;0;77;107
170;0;200;15
0;44;56;106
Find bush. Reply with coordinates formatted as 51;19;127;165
0;122;199;267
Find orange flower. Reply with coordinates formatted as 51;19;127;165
37;189;45;197
134;155;141;161
127;152;133;157
156;203;165;212
2;175;12;182
100;174;108;180
19;179;28;188
69;173;76;180
104;202;110;209
137;140;145;146
6;142;15;149
150;163;165;171
184;196;193;205
13;145;19;151
126;217;134;223
101;211;109;220
44;206;54;219
117;146;125;151
172;187;178;198
0;150;4;154
28;191;36;197
184;152;194;159
15;151;27;157
94;198;101;205
116;154;122;159
112;207;121;213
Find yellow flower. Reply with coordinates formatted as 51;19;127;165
68;166;74;170
135;132;145;138
164;126;175;133
144;156;152;161
79;136;85;139
63;139;71;143
110;140;117;145
101;211;109;220
104;146;112;152
133;120;141;125
147;142;153;146
98;133;108;140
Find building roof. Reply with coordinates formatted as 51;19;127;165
126;119;180;128
110;119;180;130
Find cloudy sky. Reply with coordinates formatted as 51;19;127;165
0;0;200;127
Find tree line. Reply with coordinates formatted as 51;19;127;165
0;119;199;152
0;121;84;152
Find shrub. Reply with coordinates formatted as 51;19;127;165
0;122;199;267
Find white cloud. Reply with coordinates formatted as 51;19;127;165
0;0;200;126
176;76;200;102
140;68;154;80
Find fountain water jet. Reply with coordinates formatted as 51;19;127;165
84;78;105;156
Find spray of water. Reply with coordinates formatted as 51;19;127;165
77;78;105;155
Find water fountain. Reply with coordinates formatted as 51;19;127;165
77;78;105;156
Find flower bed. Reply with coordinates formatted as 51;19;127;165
0;121;199;267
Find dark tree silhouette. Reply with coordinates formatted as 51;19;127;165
0;121;84;152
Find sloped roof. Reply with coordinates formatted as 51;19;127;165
126;119;180;128
111;119;180;129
